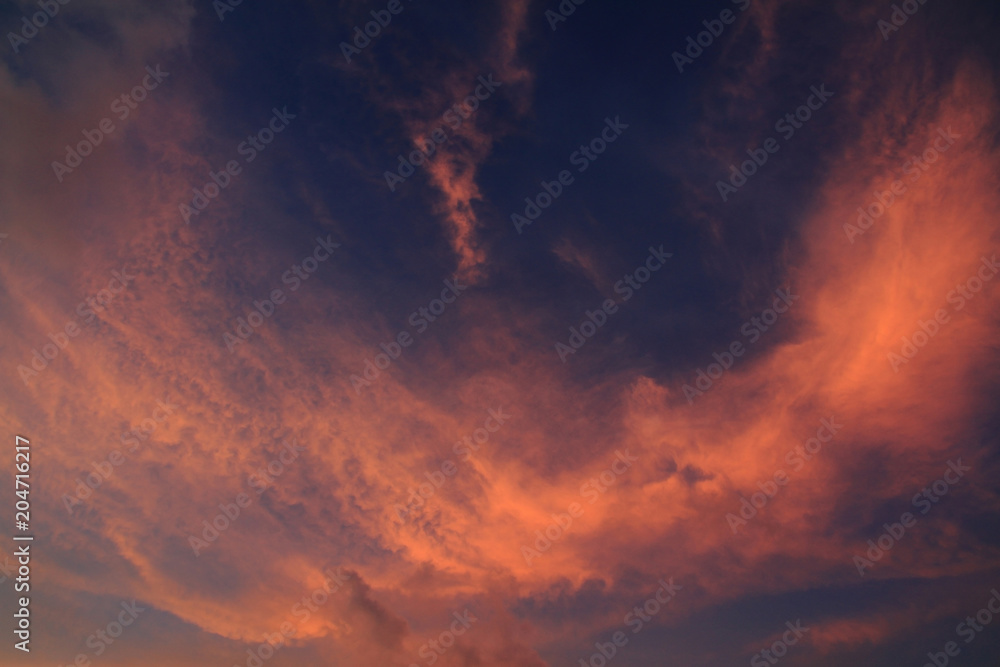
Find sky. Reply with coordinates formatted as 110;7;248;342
1;0;1000;665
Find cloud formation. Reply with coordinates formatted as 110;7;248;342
1;0;999;666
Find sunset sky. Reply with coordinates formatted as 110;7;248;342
2;0;1000;665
